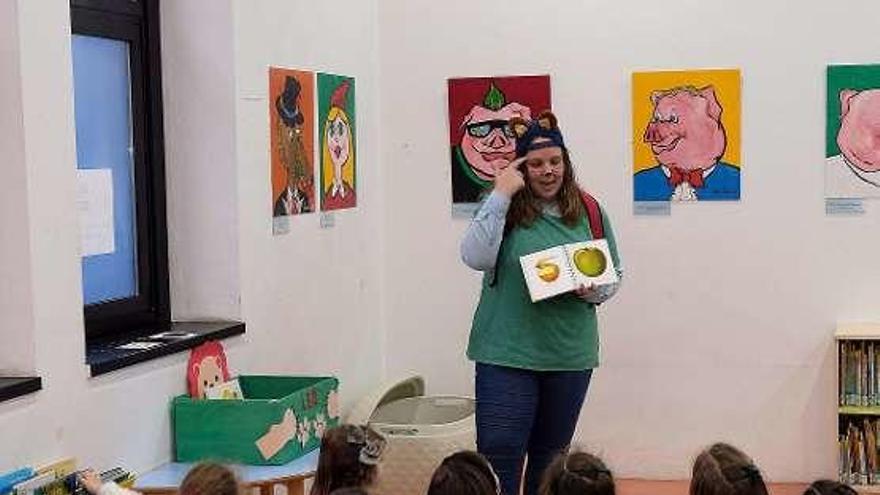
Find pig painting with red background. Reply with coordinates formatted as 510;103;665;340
826;65;880;198
448;75;551;205
634;85;740;201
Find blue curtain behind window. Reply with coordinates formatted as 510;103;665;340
72;35;138;305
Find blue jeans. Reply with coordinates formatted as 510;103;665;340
475;363;592;495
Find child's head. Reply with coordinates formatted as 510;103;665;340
311;424;386;495
538;451;614;495
690;443;768;495
328;489;370;495
804;480;858;495
180;462;240;495
427;451;500;495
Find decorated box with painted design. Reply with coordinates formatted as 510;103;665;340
173;375;340;465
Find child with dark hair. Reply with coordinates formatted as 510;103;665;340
804;480;858;495
690;443;768;495
311;424;386;495
427;451;500;495
538;451;614;495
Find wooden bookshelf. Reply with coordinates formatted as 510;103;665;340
838;324;880;341
842;407;880;416
851;485;880;495
837;323;880;487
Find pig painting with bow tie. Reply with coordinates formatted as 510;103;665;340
633;74;741;202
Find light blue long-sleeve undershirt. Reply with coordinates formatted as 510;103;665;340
460;190;511;272
460;190;622;305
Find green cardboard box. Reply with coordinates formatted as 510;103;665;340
173;375;339;465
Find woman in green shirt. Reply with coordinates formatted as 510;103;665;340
460;112;622;495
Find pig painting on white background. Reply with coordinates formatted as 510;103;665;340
632;69;742;203
826;65;880;198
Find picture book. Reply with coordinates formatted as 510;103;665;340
519;239;618;303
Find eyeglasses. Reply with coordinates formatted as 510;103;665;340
466;120;516;139
346;425;387;466
328;120;348;138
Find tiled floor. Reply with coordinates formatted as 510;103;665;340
617;479;808;495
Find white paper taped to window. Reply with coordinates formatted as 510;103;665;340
77;168;116;256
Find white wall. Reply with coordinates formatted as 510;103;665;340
379;0;880;481
163;0;241;321
231;0;385;410
0;0;383;475
0;0;35;375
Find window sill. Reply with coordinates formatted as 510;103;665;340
86;320;245;377
0;376;42;403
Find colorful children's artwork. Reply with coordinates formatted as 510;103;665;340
318;73;357;211
186;341;231;399
632;69;741;202
270;67;316;220
826;64;880;198
447;75;551;207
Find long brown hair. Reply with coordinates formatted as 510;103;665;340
311;425;379;495
179;463;240;495
539;451;614;495
505;148;583;232
690;443;768;495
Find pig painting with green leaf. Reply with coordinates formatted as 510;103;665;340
448;75;551;205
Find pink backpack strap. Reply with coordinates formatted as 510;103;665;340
489;191;605;287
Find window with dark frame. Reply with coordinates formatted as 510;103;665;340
71;0;170;341
70;1;244;377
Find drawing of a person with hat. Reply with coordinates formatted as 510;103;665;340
273;75;314;217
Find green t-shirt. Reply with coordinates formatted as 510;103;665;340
466;210;620;371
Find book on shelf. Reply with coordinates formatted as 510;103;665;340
860;342;865;406
842;342;848;406
866;419;878;485
839;341;880;408
840;417;880;484
870;344;876;407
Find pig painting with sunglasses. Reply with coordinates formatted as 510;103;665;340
448;76;551;205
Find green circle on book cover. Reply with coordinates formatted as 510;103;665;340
573;248;607;277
